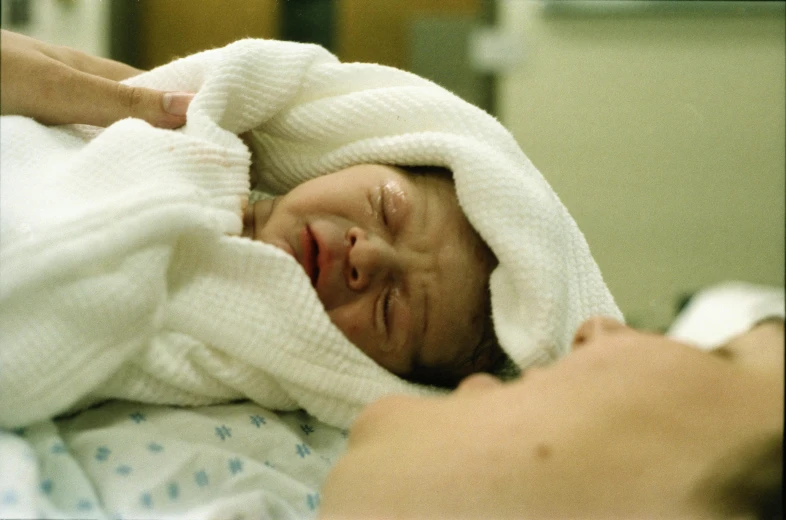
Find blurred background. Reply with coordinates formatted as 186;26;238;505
2;0;783;330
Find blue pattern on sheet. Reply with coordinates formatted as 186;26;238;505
250;414;267;427
3;402;347;518
228;457;244;475
295;443;311;458
215;425;232;440
2;489;18;506
194;470;209;487
40;478;53;495
95;446;111;461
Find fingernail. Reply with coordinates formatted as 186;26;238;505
163;92;194;116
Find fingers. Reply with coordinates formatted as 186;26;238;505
0;29;194;129
23;60;193;128
4;29;142;81
79;74;195;128
56;49;144;82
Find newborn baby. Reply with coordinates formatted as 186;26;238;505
243;164;505;387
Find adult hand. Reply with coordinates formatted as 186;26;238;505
0;30;194;128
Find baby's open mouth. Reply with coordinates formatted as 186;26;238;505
301;226;320;289
310;233;320;288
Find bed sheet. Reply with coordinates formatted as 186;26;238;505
1;400;346;519
667;281;784;348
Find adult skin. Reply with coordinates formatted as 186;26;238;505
0;30;193;128
319;317;784;518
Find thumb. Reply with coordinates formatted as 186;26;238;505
91;77;195;129
43;66;195;128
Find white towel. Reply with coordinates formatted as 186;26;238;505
0;39;621;430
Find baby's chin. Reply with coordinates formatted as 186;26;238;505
242;197;277;239
243;197;316;288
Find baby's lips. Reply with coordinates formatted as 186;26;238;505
298;226;319;287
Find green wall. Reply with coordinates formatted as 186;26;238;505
498;1;785;329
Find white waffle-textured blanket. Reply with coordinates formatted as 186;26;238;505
0;39;621;430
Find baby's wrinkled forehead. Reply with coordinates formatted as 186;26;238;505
401;166;496;266
396;166;499;376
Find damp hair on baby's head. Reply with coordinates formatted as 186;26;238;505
394;164;517;388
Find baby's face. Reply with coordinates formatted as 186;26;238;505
243;164;496;382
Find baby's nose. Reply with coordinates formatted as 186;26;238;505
345;227;393;291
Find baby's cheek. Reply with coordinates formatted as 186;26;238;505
326;306;406;374
342;321;363;339
328;310;365;348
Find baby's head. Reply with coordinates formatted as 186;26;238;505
243;164;505;386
